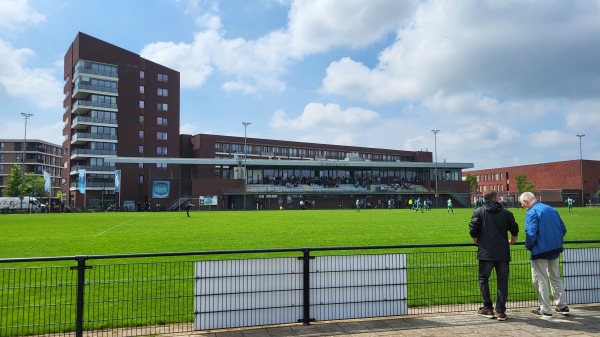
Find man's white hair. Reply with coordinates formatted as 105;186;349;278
519;191;536;203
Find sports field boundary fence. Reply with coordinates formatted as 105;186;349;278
1;241;599;337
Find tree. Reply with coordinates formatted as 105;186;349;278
464;173;478;192
23;173;46;197
1;165;47;198
515;174;536;194
3;165;23;197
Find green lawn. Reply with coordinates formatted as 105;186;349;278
1;207;598;259
1;207;598;335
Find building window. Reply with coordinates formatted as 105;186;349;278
139;131;144;138
139;85;144;93
157;117;168;126
139;115;144;123
138;175;144;184
157;132;168;140
158;74;168;82
138;145;144;154
140;71;145;79
139;100;144;108
157;103;168;111
157;146;168;155
157;163;167;169
231;144;242;153
157;88;168;96
138;163;144;168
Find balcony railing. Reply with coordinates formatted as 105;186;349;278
72;115;117;128
70;148;117;157
69;181;115;189
72;83;118;98
74;67;118;79
70;165;116;174
71;132;117;143
72;100;117;113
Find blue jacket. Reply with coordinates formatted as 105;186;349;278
524;201;567;259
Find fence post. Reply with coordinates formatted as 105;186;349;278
299;249;314;325
71;256;90;337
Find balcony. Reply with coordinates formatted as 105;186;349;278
71;132;117;145
72;115;117;129
72;100;117;114
70;165;116;175
73;67;118;81
69;181;115;190
72;83;118;99
70;148;117;159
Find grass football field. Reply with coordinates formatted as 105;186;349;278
0;207;598;334
1;207;599;259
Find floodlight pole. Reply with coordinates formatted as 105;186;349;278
576;134;585;207
242;122;251;210
21;113;34;202
431;129;440;208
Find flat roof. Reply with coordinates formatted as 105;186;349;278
105;157;474;169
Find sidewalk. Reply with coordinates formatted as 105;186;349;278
166;304;600;337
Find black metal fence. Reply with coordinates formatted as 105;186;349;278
1;241;599;336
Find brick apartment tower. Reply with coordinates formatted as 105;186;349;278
62;32;180;209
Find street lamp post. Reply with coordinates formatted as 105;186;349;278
576;134;585;207
20;113;34;202
431;129;440;208
242;122;251;210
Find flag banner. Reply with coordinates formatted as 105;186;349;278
114;169;121;193
152;180;170;198
43;170;51;193
78;169;86;194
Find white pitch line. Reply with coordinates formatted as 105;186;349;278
93;213;147;237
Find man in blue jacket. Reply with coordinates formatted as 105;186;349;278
519;192;569;317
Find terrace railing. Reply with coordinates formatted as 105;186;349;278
1;241;599;337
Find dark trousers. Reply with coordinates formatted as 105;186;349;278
478;260;509;313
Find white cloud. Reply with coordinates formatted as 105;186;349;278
222;81;256;94
141;0;419;93
270;102;379;130
530;130;571;148
180;122;202;135
286;0;417;56
564;100;600;131
322;0;600;104
0;39;62;109
0;120;63;145
0;0;45;31
140;37;214;88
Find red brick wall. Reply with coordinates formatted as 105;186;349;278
463;160;600;197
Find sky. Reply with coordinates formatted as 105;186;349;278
0;0;599;170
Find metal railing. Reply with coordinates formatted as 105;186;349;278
1;241;598;337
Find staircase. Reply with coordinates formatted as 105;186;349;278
168;193;192;211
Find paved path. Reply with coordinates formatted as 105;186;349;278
165;304;600;337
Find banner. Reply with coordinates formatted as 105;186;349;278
114;169;121;193
78;169;86;194
43;170;51;193
199;196;218;206
152;180;170;198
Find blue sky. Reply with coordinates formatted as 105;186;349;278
1;0;599;170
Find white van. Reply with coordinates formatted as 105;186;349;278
0;197;41;213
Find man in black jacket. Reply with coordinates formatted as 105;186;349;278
469;190;519;321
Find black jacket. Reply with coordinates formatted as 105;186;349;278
469;201;519;261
